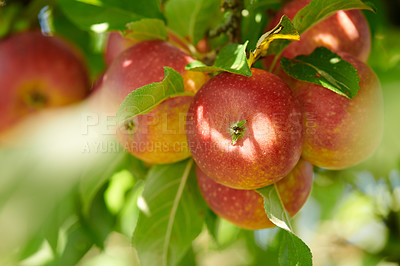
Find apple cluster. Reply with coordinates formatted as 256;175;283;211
95;0;383;230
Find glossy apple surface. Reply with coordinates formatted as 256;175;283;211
268;0;371;61
186;68;303;190
293;53;384;169
100;40;208;164
196;159;313;230
0;31;90;134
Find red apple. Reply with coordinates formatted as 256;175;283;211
104;31;138;66
196;159;313;230
293;52;384;169
267;0;371;61
0;30;90;134
186;68;303;190
100;40;209;164
104;31;209;66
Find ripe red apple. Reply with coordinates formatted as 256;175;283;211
293;52;384;169
0;30;90;134
104;31;138;66
186;68;303;190
104;31;209;66
196;159;313;230
267;0;371;61
100;40;209;164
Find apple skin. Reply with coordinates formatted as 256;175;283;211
186;68;303;190
293;53;384;169
104;31;139;66
101;40;208;164
104;31;210;67
0;31;90;134
196;159;313;230
267;0;371;61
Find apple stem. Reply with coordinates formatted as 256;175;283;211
269;49;283;73
208;0;243;43
230;120;247;145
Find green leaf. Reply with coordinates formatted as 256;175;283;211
18;189;77;261
126;18;168;41
257;15;300;57
104;170;136;214
279;230;313;266
185;42;252;77
0;2;22;38
241;0;278;50
204;208;219;243
56;0;163;31
177;246;197;266
18;234;44;261
44;190;77;255
119;180;145;238
116;67;193;123
257;185;313;266
256;184;293;232
164;0;221;44
52;6;105;80
79;144;139;214
132;159;206;266
293;0;376;35
81;183;117;249
281;47;360;99
52;222;93;265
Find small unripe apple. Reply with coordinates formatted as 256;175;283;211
186;68;303;190
0;31;90;134
196;159;313;230
100;40;208;164
293;52;384;169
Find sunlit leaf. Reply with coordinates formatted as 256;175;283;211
279;230;313;266
256;185;293;232
249;15;299;65
281;47;360;99
257;185;312;266
116;67;193;123
186;42;252;76
133;159;206;266
126;18;168;41
164;0;221;44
